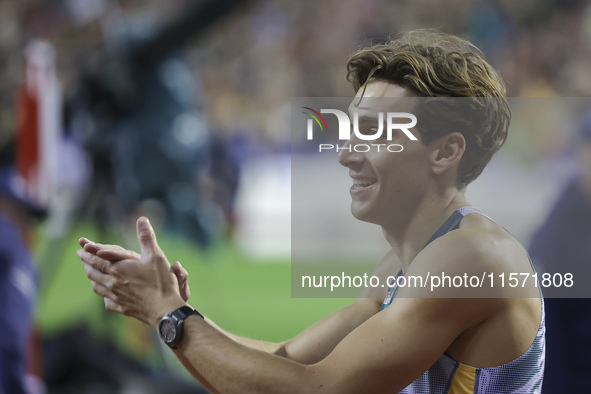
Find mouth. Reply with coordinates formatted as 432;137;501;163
351;177;377;190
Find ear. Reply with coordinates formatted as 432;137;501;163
430;132;466;175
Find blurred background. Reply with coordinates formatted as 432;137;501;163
0;0;590;393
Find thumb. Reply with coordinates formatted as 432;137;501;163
136;217;161;257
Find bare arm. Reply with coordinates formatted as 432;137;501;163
278;250;402;364
77;217;501;393
80;238;394;365
157;292;492;393
200;300;380;361
203;317;285;355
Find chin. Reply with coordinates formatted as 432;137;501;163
350;204;381;225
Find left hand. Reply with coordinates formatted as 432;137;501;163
76;217;187;327
78;238;192;302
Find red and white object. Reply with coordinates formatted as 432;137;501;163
16;39;61;213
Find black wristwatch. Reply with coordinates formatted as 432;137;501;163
158;306;204;349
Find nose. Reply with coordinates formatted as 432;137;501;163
337;138;364;169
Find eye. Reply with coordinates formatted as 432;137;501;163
359;126;380;136
352;121;384;139
369;128;388;140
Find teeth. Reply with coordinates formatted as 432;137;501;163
353;178;376;187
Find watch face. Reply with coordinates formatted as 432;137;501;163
159;319;177;344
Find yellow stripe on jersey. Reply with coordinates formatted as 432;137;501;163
448;363;476;394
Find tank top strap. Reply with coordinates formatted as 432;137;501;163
381;206;490;311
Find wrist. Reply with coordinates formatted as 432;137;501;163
157;305;204;349
151;297;189;329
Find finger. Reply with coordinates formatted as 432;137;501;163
171;261;190;301
181;274;191;301
77;249;113;274
136;216;162;257
172;260;182;276
82;261;112;287
172;263;183;284
83;241;129;257
83;241;108;255
173;261;190;286
97;247;141;261
104;298;124;314
177;262;190;301
79;237;92;248
172;261;184;280
90;280;117;300
177;261;189;283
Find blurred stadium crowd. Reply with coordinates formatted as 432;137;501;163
0;0;590;393
3;0;591;152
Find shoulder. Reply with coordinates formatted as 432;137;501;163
416;214;528;277
401;213;536;300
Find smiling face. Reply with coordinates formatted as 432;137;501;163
337;81;434;226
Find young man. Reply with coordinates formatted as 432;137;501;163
77;30;545;393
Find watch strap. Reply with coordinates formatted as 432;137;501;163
173;305;204;320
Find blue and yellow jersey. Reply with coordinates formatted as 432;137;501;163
381;207;545;393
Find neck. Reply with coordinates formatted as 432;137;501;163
381;188;469;272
